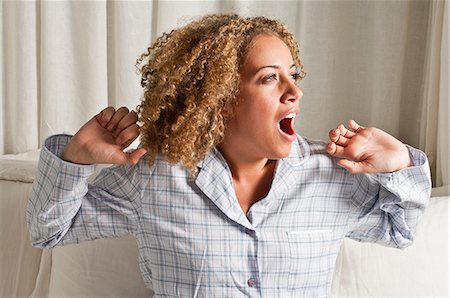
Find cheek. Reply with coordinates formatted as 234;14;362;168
236;87;278;125
237;103;272;128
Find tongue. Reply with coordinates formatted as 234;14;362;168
280;118;295;135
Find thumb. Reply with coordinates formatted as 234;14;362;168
337;159;366;174
126;148;147;165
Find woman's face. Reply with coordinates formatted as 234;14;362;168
222;34;303;162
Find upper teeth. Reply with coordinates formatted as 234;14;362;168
285;113;296;119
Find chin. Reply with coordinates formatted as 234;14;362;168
270;144;292;160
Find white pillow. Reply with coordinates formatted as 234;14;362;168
48;235;153;297
331;196;449;297
0;179;42;297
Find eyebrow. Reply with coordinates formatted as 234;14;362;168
255;63;296;74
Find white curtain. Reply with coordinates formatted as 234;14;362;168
438;0;449;187
1;0;448;186
1;1;154;154
420;0;449;187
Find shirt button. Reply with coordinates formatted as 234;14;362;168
247;277;258;287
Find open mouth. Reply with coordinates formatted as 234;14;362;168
279;113;296;135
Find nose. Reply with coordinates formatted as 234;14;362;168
281;79;303;104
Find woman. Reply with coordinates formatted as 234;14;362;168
27;14;431;297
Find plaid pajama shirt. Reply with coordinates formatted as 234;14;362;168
27;134;431;297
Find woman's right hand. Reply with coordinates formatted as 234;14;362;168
61;107;147;165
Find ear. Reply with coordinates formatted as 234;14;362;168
221;103;233;119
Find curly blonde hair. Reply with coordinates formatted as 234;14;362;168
136;14;305;172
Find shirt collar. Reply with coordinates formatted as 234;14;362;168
194;135;311;229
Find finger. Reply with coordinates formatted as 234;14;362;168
114;111;138;136
126;148;147;165
348;119;364;133
326;142;346;158
106;107;129;132
329;126;353;144
96;107;116;127
116;124;140;148
326;142;337;155
328;128;340;143
338;124;356;138
335;134;351;147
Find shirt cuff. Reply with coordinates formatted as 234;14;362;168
375;145;431;194
42;134;96;176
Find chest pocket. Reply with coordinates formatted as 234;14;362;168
287;229;334;290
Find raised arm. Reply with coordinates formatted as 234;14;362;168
326;120;431;248
27;107;147;248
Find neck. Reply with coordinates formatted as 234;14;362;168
217;142;276;182
217;142;277;215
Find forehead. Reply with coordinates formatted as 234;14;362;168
242;34;294;72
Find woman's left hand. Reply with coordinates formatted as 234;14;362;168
326;120;412;174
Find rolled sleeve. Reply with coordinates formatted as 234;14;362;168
347;145;431;248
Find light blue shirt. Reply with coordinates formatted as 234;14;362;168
27;134;431;297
